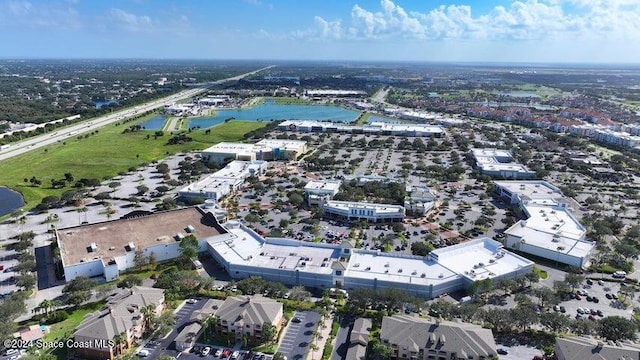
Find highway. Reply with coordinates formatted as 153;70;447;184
0;65;274;162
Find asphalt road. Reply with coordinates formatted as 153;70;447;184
278;311;321;360
0;65;274;162
141;299;207;360
329;317;351;360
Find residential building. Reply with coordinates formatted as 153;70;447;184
496;181;595;268
379;315;498;360
555;336;640;360
174;299;224;351
304;180;342;206
178;160;268;202
214;296;284;342
201;139;307;165
73;287;165;360
346;318;371;360
323;201;406;222
56;207;226;281
470;148;536;179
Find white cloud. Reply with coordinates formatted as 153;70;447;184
7;0;31;15
303;0;640;42
109;8;152;32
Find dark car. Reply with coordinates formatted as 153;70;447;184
586;295;593;302
570;293;576;299
586;279;593;285
606;293;613;299
592;297;599;303
291;317;302;323
497;349;508;355
560;306;566;313
597;310;604;317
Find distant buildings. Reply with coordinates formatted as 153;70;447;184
496;181;595;268
379;315;498;360
73;286;165;360
470;148;536;179
322;201;406;223
178;160;268;202
201;139;307;165
304;180;342;206
277;120;445;137
555;336;640;360
305;89;366;97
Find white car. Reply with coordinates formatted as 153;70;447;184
577;308;584;314
202;347;211;356
186;298;198;304
214;349;223;357
137;349;150;357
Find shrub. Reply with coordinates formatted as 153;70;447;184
46;310;69;324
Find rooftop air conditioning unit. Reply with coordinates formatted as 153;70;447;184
89;243;98;252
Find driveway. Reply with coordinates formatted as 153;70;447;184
277;311;321;360
141;299;207;359
329;317;351;360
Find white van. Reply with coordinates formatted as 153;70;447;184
612;271;627;278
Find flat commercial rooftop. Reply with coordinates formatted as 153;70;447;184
471;148;513;160
481;163;531;173
432;238;533;281
345;252;459;286
325;201;405;214
304;180;342;193
494;181;562;200
202;142;255;153
58;207;222;266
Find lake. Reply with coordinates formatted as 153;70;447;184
140;115;167;130
187;101;361;129
94;100;120;109
0;186;24;217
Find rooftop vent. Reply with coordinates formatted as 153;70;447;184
353;263;360;268
127;242;136;251
109;247;115;251
365;266;371;271
89;243;98;252
175;233;185;241
185;225;196;233
398;268;403;273
421;273;426;278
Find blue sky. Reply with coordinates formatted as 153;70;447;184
0;0;639;63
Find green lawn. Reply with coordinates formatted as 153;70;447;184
43;301;106;343
0;119;266;207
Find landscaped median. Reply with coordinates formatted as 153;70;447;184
0;117;266;208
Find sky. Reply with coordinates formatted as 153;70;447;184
0;0;639;63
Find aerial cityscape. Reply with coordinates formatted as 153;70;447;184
1;1;640;360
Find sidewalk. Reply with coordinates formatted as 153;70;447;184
306;313;334;360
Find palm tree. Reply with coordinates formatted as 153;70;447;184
202;315;218;339
39;299;55;316
141;305;156;334
113;332;128;356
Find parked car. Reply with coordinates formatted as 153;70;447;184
137;349;150;357
202;347;211;356
586;279;593;285
553;305;560;312
214;349;223;357
497;349;508;355
597;310;604;317
292;317;302;323
613;271;627;278
231;351;240;360
606;293;613;299
186;298;198;304
560;306;566;313
598;280;605;286
575;294;582;300
222;349;232;359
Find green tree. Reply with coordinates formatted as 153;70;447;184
179;234;199;263
540;312;570;333
261;322;277;345
273;353;286;360
598;316;638;341
565;273;585;291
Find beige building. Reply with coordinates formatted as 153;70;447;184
346;318;372;360
555;336;640;360
380;315;497;360
73;287;165;360
201;139;307;165
215;295;284;343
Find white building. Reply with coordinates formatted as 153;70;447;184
495;181;595;268
56;207;225;282
323;201;405;222
178;160;267;202
404;186;436;215
304;180;342;206
277;120;445;137
207;223;534;299
201;139;307;165
58;206;534;299
470;148;536;179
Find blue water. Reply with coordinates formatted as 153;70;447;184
0;187;24;217
366;115;403;123
94;100;119;109
187;101;361;129
141;116;167;130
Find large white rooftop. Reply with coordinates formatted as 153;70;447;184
471;148;513;160
304;180;342;193
324;201;405;215
255;139;307;151
202;142;256;153
345;252;459;286
495;181;563;201
431;238;533;281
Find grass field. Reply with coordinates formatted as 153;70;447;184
0;119;266;207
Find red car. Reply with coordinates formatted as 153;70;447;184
222;349;232;359
575;294;582;300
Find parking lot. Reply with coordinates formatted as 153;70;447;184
555;278;634;320
277;311;321;360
